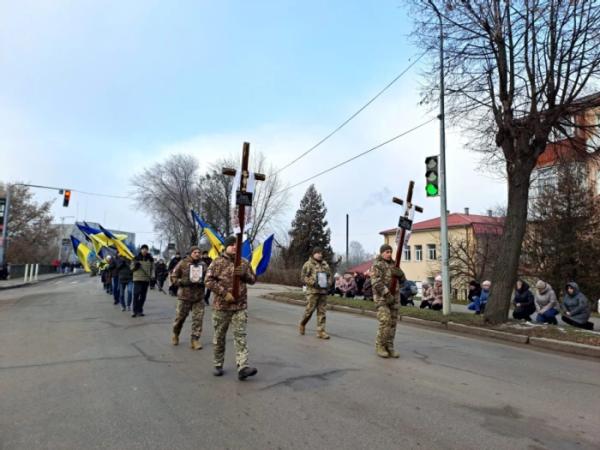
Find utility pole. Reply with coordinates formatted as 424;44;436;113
0;184;11;266
429;0;452;315
345;214;349;264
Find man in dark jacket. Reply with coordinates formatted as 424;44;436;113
155;259;168;292
561;282;594;330
512;280;536;321
170;246;208;350
130;245;154;317
117;257;134;311
109;256;122;305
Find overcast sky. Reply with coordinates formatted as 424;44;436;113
0;0;506;256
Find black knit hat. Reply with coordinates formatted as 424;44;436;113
224;236;237;247
379;244;393;254
312;247;324;255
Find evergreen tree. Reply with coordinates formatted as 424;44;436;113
286;184;333;267
522;163;600;298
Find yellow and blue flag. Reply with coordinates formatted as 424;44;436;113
250;234;274;276
191;210;225;258
70;235;92;272
99;225;135;260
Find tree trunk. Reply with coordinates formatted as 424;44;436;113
484;162;533;324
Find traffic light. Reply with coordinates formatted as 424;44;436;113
425;156;439;197
63;190;71;207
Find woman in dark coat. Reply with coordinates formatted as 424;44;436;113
512;280;536;321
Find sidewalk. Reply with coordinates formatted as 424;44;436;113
0;271;85;290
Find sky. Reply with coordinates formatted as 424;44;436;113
0;0;506;256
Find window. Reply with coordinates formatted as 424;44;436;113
531;166;558;198
550;114;576;141
427;244;437;260
415;245;423;261
403;245;411;261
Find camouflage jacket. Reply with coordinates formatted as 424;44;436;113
170;256;207;303
370;256;406;305
206;252;256;311
301;257;332;294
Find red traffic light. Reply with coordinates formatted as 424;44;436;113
63;190;71;207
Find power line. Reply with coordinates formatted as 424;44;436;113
274;51;427;175
276;117;436;195
73;189;129;199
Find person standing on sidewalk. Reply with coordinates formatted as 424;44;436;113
170;246;207;350
109;256;121;305
205;236;258;381
131;245;154;317
298;247;332;339
371;244;406;359
201;250;213;305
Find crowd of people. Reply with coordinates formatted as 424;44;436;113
465;278;595;330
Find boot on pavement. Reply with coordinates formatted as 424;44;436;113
386;346;400;358
171;334;179;346
238;366;258;380
213;366;224;377
298;323;306;335
376;345;390;358
190;339;203;350
317;330;330;340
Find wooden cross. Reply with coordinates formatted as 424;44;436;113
222;142;266;298
390;180;424;295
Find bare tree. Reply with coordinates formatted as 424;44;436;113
448;230;502;284
348;241;367;266
0;184;58;264
411;0;600;322
131;154;201;252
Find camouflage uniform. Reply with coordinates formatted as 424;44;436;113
205;252;256;369
300;257;332;332
371;255;406;355
170;256;207;341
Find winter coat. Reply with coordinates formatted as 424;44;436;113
432;281;443;306
117;258;133;283
301;257;333;295
205;252;256;311
513;281;536;315
479;289;490;306
108;260;119;278
362;278;373;298
155;262;168;281
167;256;182;272
344;276;358;295
422;283;435;302
131;253;154;283
170;256;207;303
535;283;558;314
561;282;591;324
370;255;406;306
468;281;482;303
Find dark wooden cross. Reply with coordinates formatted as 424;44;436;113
390;180;424;295
222;142;266;298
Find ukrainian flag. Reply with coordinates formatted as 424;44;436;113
241;239;252;260
70;235;92;272
191;210;224;258
99;225;135;260
250;234;274;276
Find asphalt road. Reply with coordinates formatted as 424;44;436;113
1;277;599;450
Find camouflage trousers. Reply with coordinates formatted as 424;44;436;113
213;309;249;370
301;293;327;331
375;299;399;350
173;300;205;340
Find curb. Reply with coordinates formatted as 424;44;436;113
261;294;600;359
0;272;86;291
529;337;600;358
402;316;447;329
447;322;529;344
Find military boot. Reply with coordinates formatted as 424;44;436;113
213;366;224;377
298;322;306;335
238;366;258;380
171;334;179;346
317;330;330;339
190;339;203;350
376;345;390;358
386;346;400;358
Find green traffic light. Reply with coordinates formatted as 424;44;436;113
426;183;439;196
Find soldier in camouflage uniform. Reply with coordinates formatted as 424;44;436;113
371;244;406;359
205;236;258;381
299;247;333;339
170;246;207;350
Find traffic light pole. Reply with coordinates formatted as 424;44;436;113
435;5;451;316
